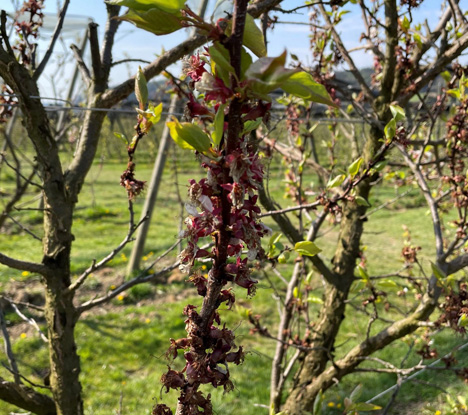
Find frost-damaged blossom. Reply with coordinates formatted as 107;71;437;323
160;38;271;413
120;161;146;200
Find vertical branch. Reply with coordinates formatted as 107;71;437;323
33;0;71;81
381;0;399;104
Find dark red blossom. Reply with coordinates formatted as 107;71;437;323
186;53;207;82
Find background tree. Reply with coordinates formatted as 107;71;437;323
248;1;468;413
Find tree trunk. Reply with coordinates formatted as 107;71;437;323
282;125;382;414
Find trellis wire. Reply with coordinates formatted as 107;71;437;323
365;341;468;404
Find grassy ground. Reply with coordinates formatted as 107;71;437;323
1;123;467;415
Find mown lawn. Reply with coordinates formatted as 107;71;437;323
1;132;467;415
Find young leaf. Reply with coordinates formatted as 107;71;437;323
107;0;185;14
327;174;345;189
431;262;447;280
389;104;405;122
243;118;262;135
135;66;148;109
372;160;388;172
245;51;298;95
225;14;266;58
458;314;468;328
355;196;371;207
146;102;163;124
113;132;129;145
348;157;363;177
307;296;324;304
384;118;396;140
277;251;290;264
347;402;382;412
167;118;211;153
211;104;226;147
294;241;322;257
350;384;362;402
209;44;235;77
281;71;337;107
293;286;300;298
117;7;183;36
357;265;369;281
269;232;282;245
313;390;324;415
242;14;267;57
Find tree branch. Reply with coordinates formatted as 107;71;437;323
70;43;91;87
67;201;146;294
0;377;56;415
446;253;468;275
33;0;70;81
317;3;374;102
0;253;49;276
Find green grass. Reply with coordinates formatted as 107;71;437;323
1;123;467;415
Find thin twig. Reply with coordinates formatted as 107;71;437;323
8;303;48;343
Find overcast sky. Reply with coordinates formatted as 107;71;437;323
1;0;455;102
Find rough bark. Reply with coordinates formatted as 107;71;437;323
1;24;83;415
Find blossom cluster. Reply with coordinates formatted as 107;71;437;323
154;48;270;415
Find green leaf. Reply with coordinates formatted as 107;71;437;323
401;15;410;31
211;104;226;147
135;66;148;108
355;196;371;207
413;33;422;49
313;389;323;415
117;7;183;35
293;286;300;299
146;102;163;124
307;295;324;304
294;241;322;257
209;44;235;77
347;402;382;412
243;118;262;135
167;118;211;153
243;14;267;57
113;132;129;145
431;262;446;280
245;51;298;95
377;279;398;289
441;70;451;83
458;314;468;327
373;160;388;172
282;71;337;107
447;89;461;100
327;174;345;189
107;0;184;14
240;47;253;80
348;157;363;177
357;265;369;281
389;104;405;122
384;118;396;140
350;384;362;402
136;103;163;126
269;232;282;245
278;251;290;264
225;14;266;58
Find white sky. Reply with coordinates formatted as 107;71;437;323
1;0;456;102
